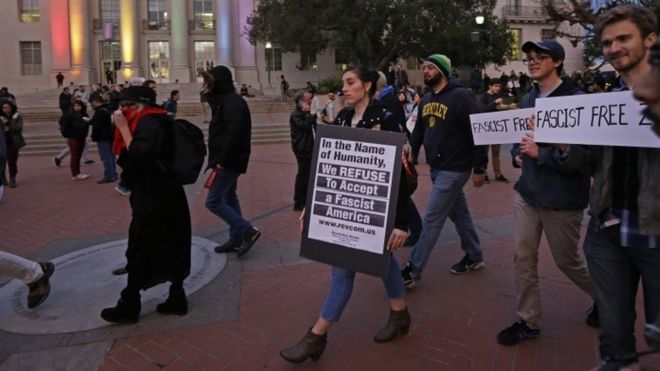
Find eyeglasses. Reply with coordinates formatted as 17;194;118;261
522;55;552;65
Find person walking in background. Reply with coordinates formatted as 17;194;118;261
280;75;290;103
477;78;510;183
55;72;64;88
205;66;261;257
289;90;316;211
163;90;180;120
89;95;117;184
1;99;25;188
321;92;336;124
101;86;191;323
59;100;90;180
58;87;72;114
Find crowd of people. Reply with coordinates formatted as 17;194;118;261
282;5;660;370
0;4;658;371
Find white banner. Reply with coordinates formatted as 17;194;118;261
469;108;535;145
534;91;659;148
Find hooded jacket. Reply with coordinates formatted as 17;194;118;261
410;80;487;173
511;77;591;210
289;105;316;157
206;66;252;173
90;103;114;142
1;100;25;149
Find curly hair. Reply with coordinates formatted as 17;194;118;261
595;5;658;41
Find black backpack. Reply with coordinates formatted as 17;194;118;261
164;119;207;185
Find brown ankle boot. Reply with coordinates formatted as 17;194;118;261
373;307;411;343
280;328;327;363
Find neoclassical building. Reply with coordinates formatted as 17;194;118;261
1;0;356;93
1;0;585;94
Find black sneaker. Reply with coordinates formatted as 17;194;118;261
401;261;417;289
586;302;600;328
53;157;61;167
645;322;660;350
237;227;261;258
497;320;540;345
450;255;485;275
84;159;95;164
214;239;241;253
495;175;509;183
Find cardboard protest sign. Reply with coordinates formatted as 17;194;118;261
534;91;659;148
301;125;405;278
469;108;535;145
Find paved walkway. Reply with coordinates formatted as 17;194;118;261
0;139;658;370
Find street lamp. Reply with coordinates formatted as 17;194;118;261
475;15;485;25
474;15;486;93
265;41;272;88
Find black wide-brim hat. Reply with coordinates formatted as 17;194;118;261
119;86;157;105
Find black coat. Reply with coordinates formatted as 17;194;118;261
289;106;316;157
59;92;72;113
207;92;252;173
117;114;191;289
59;112;89;140
90;104;114;142
333;102;410;231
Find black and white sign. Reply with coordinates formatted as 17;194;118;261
469;108;534;145
534;91;660;148
301;125;405;277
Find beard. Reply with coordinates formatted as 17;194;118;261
423;73;443;87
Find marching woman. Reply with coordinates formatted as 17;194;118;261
100;86;191;323
1;99;25;187
280;66;411;363
59;100;90;180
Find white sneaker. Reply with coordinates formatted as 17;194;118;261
72;174;91;181
114;185;131;196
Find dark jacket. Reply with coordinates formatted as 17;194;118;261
207;92;251;173
511;78;590;210
377;86;406;134
477;92;501;113
333;101;409;230
117;113;191;289
561;78;660;234
59;92;72;113
90;104;114;142
289;106;316;157
411;80;488;173
163;99;177;119
59;111;89;140
1;100;25;149
0;125;6;176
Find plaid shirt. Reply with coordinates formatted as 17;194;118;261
603;210;659;249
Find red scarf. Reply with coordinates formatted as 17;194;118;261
112;106;167;155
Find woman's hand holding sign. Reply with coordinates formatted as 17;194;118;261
387;228;408;251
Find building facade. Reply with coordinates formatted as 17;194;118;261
0;0;586;94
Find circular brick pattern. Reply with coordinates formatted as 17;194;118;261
0;237;226;334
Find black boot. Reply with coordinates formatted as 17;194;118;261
280;328;327;363
100;288;141;323
373;307;411;343
157;284;188;316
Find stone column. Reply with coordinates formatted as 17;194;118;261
49;0;72;86
119;0;142;81
169;0;190;82
68;0;96;84
234;0;259;88
215;0;233;68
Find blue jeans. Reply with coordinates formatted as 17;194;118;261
408;169;482;277
407;197;422;244
320;254;405;322
205;168;252;241
96;141;117;180
584;218;660;362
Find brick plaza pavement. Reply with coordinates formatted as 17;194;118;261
0;140;658;370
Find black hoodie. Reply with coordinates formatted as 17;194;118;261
411;80;487;173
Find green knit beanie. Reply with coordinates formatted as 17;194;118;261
424;54;452;78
